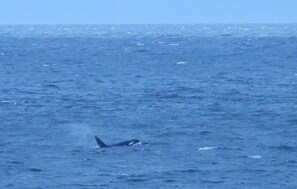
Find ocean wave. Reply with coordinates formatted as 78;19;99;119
269;145;297;152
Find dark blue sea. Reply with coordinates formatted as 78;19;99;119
1;25;297;188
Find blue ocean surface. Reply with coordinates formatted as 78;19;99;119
1;24;297;188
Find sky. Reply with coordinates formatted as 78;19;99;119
0;0;297;24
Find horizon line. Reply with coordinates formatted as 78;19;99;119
1;23;297;25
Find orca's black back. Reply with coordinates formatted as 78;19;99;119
111;139;140;147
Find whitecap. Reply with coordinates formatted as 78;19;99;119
176;61;187;65
0;52;5;56
248;155;262;159
0;100;17;105
169;43;179;46
137;43;144;46
198;147;217;151
158;41;165;44
61;27;69;30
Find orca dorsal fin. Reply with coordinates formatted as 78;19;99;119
94;136;108;148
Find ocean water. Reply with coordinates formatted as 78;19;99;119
1;24;297;188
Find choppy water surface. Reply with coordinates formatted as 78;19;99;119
1;25;297;188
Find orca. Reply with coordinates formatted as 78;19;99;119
94;136;141;148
